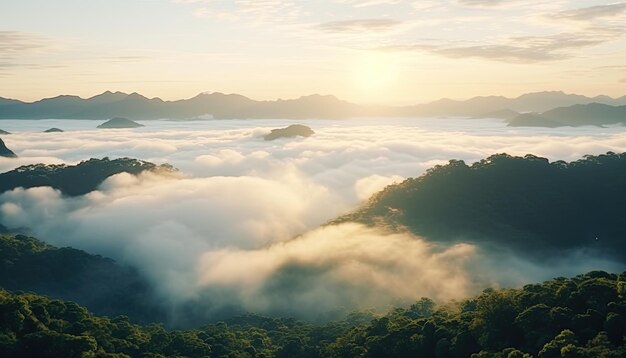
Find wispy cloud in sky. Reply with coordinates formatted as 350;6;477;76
336;0;403;7
0;31;48;69
191;0;303;25
318;19;403;32
552;2;626;21
456;0;506;7
401;30;619;63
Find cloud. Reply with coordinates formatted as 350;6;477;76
318;18;403;32
98;56;152;63
197;223;479;317
386;30;618;63
0;31;51;74
354;174;404;200
195;221;624;319
187;0;303;25
0;168;337;299
439;33;605;62
552;3;626;21
335;0;403;8
0;31;47;53
456;0;505;7
2;118;626;324
435;44;562;63
454;0;555;9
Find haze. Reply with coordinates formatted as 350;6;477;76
2;0;626;104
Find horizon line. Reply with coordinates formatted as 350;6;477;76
2;89;626;107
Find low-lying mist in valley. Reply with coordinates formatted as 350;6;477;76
1;118;626;325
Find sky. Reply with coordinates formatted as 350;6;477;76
1;0;626;104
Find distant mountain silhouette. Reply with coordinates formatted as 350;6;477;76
97;117;144;128
0;97;23;107
264;124;314;140
0;138;17;158
0;91;360;120
1;90;624;120
396;91;626;118
0;129;10;135
509;103;626;127
43;127;63;133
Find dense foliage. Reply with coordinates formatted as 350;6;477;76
0;157;175;196
0;271;624;357
337;152;626;259
0;235;164;324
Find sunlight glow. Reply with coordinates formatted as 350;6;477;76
352;52;400;97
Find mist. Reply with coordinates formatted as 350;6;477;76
1;118;626;324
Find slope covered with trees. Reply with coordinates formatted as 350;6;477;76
0;235;164;323
337;152;626;260
0;157;175;196
0;271;624;357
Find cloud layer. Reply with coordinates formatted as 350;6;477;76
1;118;626;323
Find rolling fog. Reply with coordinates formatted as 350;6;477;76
1;117;625;322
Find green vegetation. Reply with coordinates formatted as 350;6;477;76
0;271;624;357
0;235;164;324
0;157;175;196
337;152;626;259
0;138;17;158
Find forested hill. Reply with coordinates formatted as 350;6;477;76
0;234;164;323
0;157;175;196
336;152;626;259
0;270;624;357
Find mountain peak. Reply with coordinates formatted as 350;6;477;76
0;138;18;158
40;94;82;102
296;94;342;102
88;91;129;102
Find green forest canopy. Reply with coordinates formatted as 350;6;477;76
0;235;164;324
337;152;626;260
0;157;175;196
0;270;624;357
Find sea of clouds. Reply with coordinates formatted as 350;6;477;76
1;117;625;324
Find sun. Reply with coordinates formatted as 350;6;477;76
352;52;399;95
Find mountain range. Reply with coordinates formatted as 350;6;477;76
1;90;625;122
508;103;626;127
